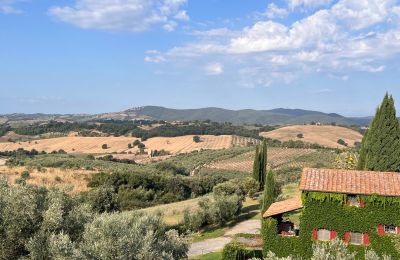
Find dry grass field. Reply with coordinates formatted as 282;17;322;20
0;165;96;193
260;125;362;148
208;148;317;173
0;136;139;154
0;135;239;155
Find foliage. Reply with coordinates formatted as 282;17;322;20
337;139;348;146
311;239;356;260
97;155;136;165
335;152;358;169
358;94;400;171
262;191;400;259
261;169;275;213
222;241;246;260
253;141;267;190
101;144;108;149
193;135;201;143
0;178;188;259
86;184;119;213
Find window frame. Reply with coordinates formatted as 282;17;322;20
317;229;331;241
384;225;397;234
349;232;363;245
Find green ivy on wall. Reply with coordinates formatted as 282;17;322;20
262;192;400;259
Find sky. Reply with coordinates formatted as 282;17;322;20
1;0;400;116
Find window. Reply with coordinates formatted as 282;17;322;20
350;232;363;245
384;225;397;234
317;229;330;241
347;196;360;207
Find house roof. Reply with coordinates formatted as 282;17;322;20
299;168;400;197
263;196;303;218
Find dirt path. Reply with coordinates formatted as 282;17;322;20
188;219;261;257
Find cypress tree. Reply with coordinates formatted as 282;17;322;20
358;94;400;171
259;140;268;189
252;145;260;182
262;169;275;213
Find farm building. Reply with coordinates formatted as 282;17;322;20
262;168;400;259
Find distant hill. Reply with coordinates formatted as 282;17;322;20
129;106;370;126
0;106;371;126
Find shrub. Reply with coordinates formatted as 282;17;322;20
133;140;141;146
337;139;348;146
101;144;108;149
128;143;132;149
137;143;145;149
297;133;304;139
193;136;201;143
21;171;30;179
222;241;246;260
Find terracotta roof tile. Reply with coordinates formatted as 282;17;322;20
299;168;400;197
263;196;303;218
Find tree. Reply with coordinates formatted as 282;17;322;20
193;136;201;143
101;144;108;149
297;133;303;139
252;145;260;183
337;139;348;146
358;94;400;171
261;170;275;213
252;140;268;190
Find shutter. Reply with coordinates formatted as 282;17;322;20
312;229;318;240
344;232;350;243
359;199;365;207
397;226;400;234
363;233;370;246
330;230;337;240
377;225;385;236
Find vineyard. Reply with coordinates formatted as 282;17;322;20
208;148;337;173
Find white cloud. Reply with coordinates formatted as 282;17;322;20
204;62;224;75
265;3;288;19
0;0;28;14
174;10;189;21
49;0;188;32
147;0;400;87
287;0;334;10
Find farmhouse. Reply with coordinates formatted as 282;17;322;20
262;168;400;258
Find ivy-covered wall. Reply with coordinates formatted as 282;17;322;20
262;192;400;259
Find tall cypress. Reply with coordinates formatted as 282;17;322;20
259;140;268;189
358;94;400;171
262;169;275;213
252;145;260;182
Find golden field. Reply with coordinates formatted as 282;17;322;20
0;135;240;154
260;125;362;148
0;165;96;193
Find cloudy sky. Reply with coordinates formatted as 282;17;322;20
1;0;400;116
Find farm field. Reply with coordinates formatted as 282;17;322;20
0;134;252;155
208;148;322;173
0;165;96;193
260;125;363;148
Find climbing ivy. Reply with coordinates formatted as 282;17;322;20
262;192;400;259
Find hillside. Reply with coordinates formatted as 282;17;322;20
132;106;370;125
0;106;371;126
260;125;363;148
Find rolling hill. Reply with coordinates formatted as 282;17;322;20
0;106;371;126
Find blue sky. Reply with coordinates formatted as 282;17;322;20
1;0;400;116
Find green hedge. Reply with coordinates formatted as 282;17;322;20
262;192;400;259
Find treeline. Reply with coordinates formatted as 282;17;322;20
131;122;262;140
88;168;246;210
13;121;96;135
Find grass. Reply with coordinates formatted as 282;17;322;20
189;251;222;260
190;197;261;242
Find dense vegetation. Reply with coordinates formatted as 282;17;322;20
358;94;400;172
0;179;188;259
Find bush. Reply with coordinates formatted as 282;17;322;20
222;241;246;260
297;133;304;139
128;143;132;149
337;139;348;146
137;143;145;149
133;140;141;146
101;144;108;149
21;171;30;179
193;136;201;143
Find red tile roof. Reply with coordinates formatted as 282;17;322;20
263;196;303;218
299;168;400;197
